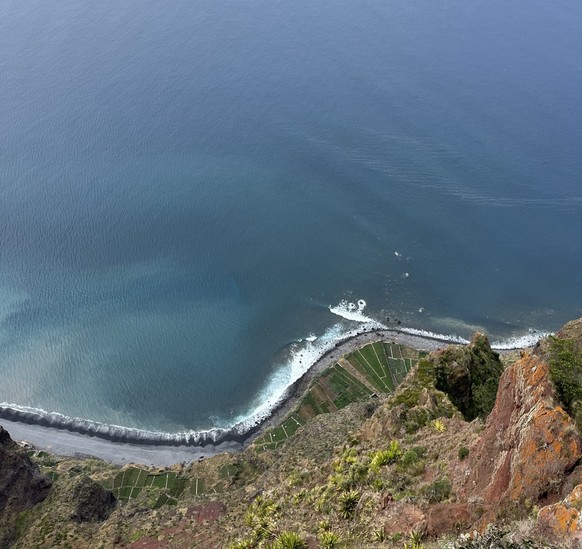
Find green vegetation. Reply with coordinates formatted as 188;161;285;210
421;477;452;503
319;530;341;549
548;335;582;431
254;343;423;450
273;530;307;549
338;489;360;519
458;446;470;460
370;441;401;471
101;467;185;507
427;333;504;420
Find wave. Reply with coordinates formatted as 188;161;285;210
398;325;552;350
0;302;385;447
491;331;552;350
0;402;238;446
397;326;469;344
329;299;380;324
230;317;385;435
0;298;551;447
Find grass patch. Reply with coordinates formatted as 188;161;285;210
106;468;184;507
253;342;422;451
548;336;582;431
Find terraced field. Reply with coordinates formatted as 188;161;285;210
102;467;187;507
90;341;424;504
253;341;425;450
98;458;259;507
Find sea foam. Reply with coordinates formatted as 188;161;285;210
329;299;378;323
0;298;551;446
231;300;385;434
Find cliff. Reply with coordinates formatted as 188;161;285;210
2;318;582;548
0;426;52;547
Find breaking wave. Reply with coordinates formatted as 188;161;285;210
0;297;551;447
491;331;552;350
329;299;378;323
398;326;552;350
230;318;385;435
0;401;237;446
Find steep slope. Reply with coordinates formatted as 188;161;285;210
0;426;52;547
4;319;582;548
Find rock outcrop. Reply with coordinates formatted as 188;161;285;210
537;484;582;544
62;475;116;522
0;425;52;546
430;332;504;420
458;352;582;510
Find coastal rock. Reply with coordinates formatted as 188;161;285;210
555;317;582;352
457;353;582;516
0;425;52;545
430;332;503;420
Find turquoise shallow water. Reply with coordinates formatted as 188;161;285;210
0;0;581;438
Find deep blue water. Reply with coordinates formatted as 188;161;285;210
1;0;581;435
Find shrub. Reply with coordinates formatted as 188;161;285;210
319;530;341;549
458;446;470;460
422;477;452;503
338;489;360;519
244;497;279;542
274;531;306;549
398;446;427;477
370;441;401;471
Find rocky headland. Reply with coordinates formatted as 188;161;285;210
2;318;582;548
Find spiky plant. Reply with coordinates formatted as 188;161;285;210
274;530;306;549
338;489;360;519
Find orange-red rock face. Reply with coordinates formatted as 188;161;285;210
458;354;581;508
537;484;582;544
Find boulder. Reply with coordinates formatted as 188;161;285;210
537;484;582;546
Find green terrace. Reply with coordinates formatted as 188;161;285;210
102;467;187;508
28;340;425;509
253;342;425;450
97;461;247;507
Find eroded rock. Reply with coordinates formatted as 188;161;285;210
537;484;582;546
0;425;52;545
459;353;582;509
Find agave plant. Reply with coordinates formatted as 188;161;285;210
319;530;341;549
273;530;307;549
338;489;361;519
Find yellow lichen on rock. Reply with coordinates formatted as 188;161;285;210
537;484;582;543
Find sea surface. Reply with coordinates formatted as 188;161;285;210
1;0;581;440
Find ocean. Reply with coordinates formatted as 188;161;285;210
1;0;581;441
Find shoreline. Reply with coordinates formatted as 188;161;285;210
0;327;510;466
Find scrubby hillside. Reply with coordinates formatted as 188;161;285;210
3;319;582;548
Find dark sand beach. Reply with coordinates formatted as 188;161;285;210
0;329;471;466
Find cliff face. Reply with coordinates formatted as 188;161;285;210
427;319;582;545
3;319;582;548
459;353;581;507
0;426;52;546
